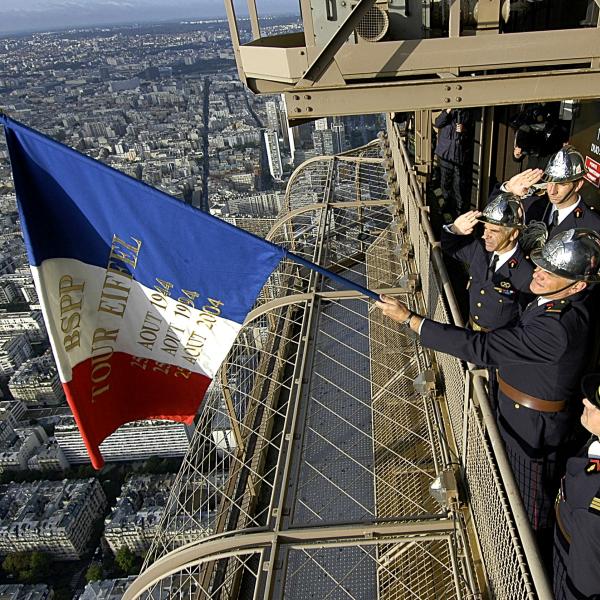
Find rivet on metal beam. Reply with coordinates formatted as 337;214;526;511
444;98;451;103
304;95;311;100
456;97;462;102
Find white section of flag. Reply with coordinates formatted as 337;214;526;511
32;258;242;382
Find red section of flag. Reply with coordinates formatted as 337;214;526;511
63;353;211;469
585;155;600;188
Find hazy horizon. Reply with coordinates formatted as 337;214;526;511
0;0;298;35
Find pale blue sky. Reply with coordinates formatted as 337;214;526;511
1;0;298;34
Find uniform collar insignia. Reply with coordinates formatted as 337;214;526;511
508;258;518;269
586;458;600;474
574;206;583;218
545;299;569;313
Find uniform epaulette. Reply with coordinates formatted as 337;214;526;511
544;299;570;314
589;485;600;516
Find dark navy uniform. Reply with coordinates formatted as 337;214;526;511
441;228;534;330
420;292;591;531
554;439;600;600
524;195;600;238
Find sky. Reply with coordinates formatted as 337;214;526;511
0;0;298;34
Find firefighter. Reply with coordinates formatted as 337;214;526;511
554;372;600;600
376;229;600;549
441;192;533;332
499;146;600;250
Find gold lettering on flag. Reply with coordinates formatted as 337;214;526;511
91;234;141;401
59;275;85;352
97;235;141;317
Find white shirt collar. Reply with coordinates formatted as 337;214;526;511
549;196;581;225
490;243;519;272
537;296;553;306
588;439;600;458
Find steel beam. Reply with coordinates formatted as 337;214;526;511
240;28;600;84
223;0;247;85
285;70;600;123
246;0;260;40
123;520;457;600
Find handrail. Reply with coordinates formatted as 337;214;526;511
394;123;553;599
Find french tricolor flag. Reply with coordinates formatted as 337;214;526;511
1;115;286;469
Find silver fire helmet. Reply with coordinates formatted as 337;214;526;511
541;146;587;184
477;193;525;228
530;228;600;282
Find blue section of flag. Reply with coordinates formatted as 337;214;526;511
1;116;285;324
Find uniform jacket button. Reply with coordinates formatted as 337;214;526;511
480;290;485;295
476;302;482;307
514;403;520;409
474;315;479;320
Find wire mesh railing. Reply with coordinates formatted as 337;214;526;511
386;116;549;599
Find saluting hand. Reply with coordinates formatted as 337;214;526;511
504;168;544;197
375;294;411;323
451;210;482;235
581;398;600;436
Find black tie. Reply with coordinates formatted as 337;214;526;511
549;210;559;230
487;254;498;279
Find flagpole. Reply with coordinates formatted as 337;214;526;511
283;249;381;301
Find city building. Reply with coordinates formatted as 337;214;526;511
0;272;39;307
0;311;46;341
265;100;280;132
312;127;336;155
0;279;21;304
78;577;179;600
104;474;175;555
264;129;283;180
0;400;27;427
27;440;70;472
0;425;47;472
0;584;54;600
55;418;193;465
8;350;63;407
0;333;34;376
0;479;107;560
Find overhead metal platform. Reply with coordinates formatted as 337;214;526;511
225;0;600;125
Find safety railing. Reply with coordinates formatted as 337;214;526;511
385;115;552;599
